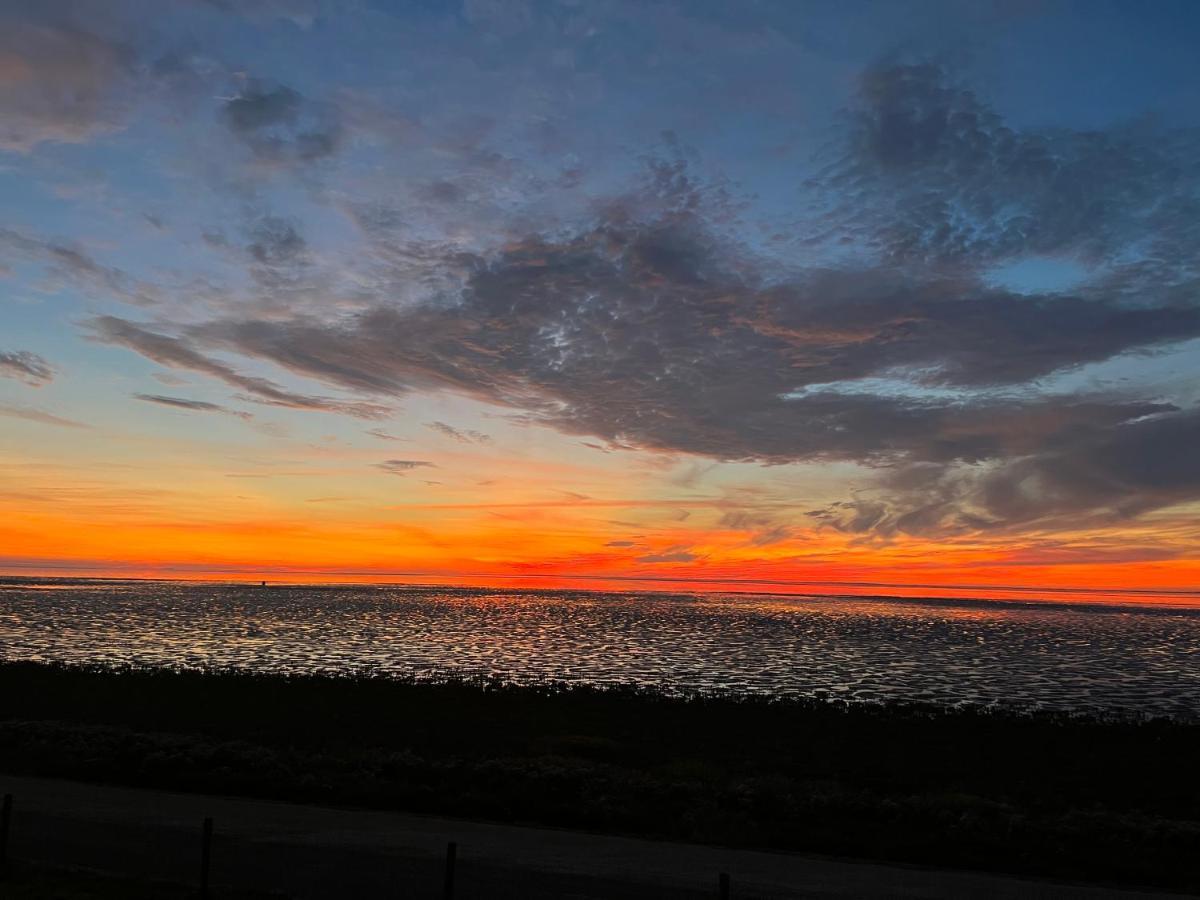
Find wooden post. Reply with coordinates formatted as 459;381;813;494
199;816;213;900
443;841;457;900
718;871;730;899
0;793;11;880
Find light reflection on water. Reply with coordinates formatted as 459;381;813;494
2;578;1199;717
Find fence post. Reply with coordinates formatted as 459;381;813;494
0;793;11;881
719;871;730;899
443;841;457;900
199;816;213;900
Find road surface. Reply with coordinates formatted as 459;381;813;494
0;774;1184;899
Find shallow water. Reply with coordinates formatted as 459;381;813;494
2;578;1199;717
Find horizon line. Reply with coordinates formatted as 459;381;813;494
2;562;1198;597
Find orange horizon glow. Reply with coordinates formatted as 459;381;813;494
5;439;1198;605
5;428;1199;604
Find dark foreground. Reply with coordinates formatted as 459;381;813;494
1;775;1181;899
1;663;1198;893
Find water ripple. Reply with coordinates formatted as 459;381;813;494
1;580;1198;717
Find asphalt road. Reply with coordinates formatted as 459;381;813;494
0;774;1185;899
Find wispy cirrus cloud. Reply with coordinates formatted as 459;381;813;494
365;428;407;442
375;459;436;476
0;403;88;429
0;350;54;386
425;421;491;444
0;228;161;306
90;317;393;420
133;393;252;420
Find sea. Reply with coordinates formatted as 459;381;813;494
2;577;1199;718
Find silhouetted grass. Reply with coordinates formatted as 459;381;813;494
1;661;1197;890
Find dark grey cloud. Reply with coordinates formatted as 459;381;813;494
133;393;252;420
821;60;1200;279
976;408;1200;526
174;196;1200;532
811;407;1200;536
89;316;392;419
0;350;55;386
187;218;1194;467
375;459;436;475
246;215;307;266
221;79;343;165
762;269;1200;388
224;82;300;132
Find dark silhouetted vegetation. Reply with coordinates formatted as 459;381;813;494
2;860;284;899
1;662;1198;890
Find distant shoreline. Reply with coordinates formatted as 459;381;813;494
4;572;1200;614
4;568;1199;598
2;661;1198;891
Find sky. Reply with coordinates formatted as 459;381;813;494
2;0;1199;594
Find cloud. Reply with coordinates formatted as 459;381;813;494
811;407;1200;535
221;78;343;165
133;393;252;420
375;459;436;475
0;20;133;152
0;228;161;306
181;194;1200;532
188;218;1195;467
638;546;697;563
718;509;792;547
425;421;492;444
246;215;307;266
0;350;54;386
605;540;638;547
36;48;1192;539
0;403;88;429
151;371;189;387
90;316;392;419
822;60;1200;279
365;428;406;441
